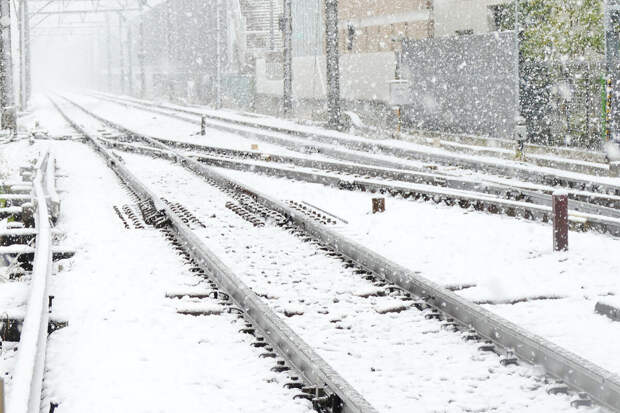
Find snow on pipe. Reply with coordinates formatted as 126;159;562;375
7;151;53;413
76;103;620;412
49;97;379;413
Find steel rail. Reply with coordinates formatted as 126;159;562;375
49;97;379;413
145;137;620;219
89;91;620;195
76;93;620;215
99;132;620;236
7;150;53;413
60;94;620;411
91;91;610;165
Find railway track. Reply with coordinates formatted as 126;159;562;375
63;94;620;238
84;92;620;213
89;91;611;169
88;91;620;196
50;97;380;413
109;134;620;217
48;94;620;411
4;149;62;413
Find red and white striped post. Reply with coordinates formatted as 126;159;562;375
552;190;568;252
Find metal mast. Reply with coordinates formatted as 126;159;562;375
325;0;341;129
282;0;292;115
0;0;15;131
605;0;620;141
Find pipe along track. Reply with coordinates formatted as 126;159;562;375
50;97;379;413
54;94;620;411
89;91;620;198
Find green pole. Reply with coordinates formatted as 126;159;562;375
602;75;608;142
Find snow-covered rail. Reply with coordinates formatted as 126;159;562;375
91;90;611;166
89;91;620;195
56;93;620;412
128;136;620;219
65;96;620;237
50;97;379;413
7;151;54;413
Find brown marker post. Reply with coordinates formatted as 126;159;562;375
552;190;568;252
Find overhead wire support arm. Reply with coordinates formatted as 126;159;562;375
29;8;139;16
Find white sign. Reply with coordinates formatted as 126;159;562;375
388;80;411;106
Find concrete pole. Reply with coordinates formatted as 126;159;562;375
215;0;222;109
17;0;24;110
269;0;275;51
106;13;112;92
165;1;173;100
514;0;520;120
0;0;15;131
127;25;133;96
138;0;146;98
282;0;292;115
118;13;125;94
325;0;341;129
24;0;30;104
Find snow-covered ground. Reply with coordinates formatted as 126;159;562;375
7;95;616;411
44;140;313;413
117;150;586;412
89;91;619;184
51;93;620;377
0;138;47;396
218;167;620;375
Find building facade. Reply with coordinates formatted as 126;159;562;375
254;0;510;118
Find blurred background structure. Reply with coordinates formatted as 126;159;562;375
1;0;619;148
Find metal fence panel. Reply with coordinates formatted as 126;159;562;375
291;0;324;57
401;32;517;138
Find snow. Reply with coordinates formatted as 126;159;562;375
114;150;590;412
42;140;312;413
9;95;615;412
214;166;620;377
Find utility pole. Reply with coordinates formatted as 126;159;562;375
513;0;527;152
325;0;341;129
215;0;222;109
0;0;15;132
138;0;146;98
119;13;125;94
106;13;112;92
605;0;620;141
165;1;173;100
514;0;520;117
282;0;292;115
17;0;24;110
269;0;275;51
23;0;30;105
127;25;133;96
